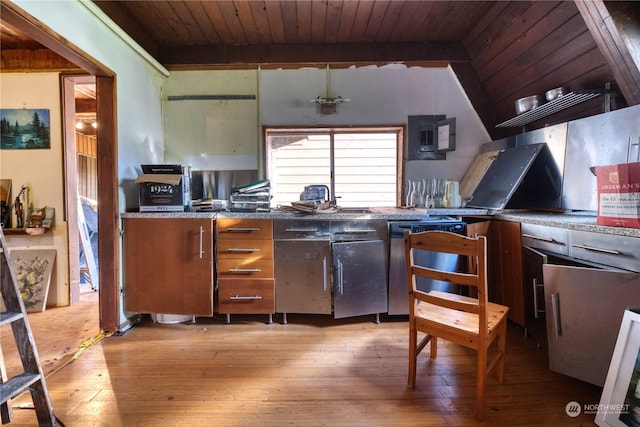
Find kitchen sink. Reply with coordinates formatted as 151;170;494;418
338;207;372;214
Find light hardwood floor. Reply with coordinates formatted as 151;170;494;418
7;314;601;427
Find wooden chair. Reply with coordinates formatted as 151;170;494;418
404;230;508;420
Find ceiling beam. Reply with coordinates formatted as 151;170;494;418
158;42;470;69
0;2;112;76
575;0;640;105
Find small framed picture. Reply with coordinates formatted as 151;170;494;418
596;308;640;426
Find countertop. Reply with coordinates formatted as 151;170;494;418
121;208;640;238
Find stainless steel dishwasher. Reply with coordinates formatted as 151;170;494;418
274;219;332;323
388;219;467;315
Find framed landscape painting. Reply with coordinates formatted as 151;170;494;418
9;249;56;312
0;109;51;149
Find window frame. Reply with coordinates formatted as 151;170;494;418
263;125;405;207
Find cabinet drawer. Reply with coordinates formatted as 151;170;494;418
216;239;273;260
569;230;640;272
217;259;274;278
521;223;569;255
217;279;275;314
217;218;273;240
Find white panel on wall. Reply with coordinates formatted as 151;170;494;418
163;71;259;170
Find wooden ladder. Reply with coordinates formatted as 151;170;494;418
0;229;56;426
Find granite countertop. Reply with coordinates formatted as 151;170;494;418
121;207;491;221
121;208;640;238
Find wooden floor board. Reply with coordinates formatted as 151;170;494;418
5;311;602;426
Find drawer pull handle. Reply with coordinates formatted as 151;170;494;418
225;227;261;232
228;268;262;273
230;295;263;300
571;243;621;255
227;248;261;253
551;293;561;339
286;227;319;232
199;226;204;259
532;278;545;319
522;233;559;244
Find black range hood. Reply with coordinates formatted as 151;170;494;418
466;143;562;210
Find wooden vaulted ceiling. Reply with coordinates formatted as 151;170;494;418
2;1;639;139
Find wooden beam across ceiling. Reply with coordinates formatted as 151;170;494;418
575;0;640;105
1;48;81;72
158;42;470;70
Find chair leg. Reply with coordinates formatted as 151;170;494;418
429;336;437;359
408;324;417;388
476;347;487;420
496;320;507;383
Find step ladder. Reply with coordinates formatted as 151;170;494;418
0;229;56;426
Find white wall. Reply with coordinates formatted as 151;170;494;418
0;73;68;305
7;1;166;316
165;65;491;184
12;0;167;212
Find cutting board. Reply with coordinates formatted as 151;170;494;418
460;150;500;201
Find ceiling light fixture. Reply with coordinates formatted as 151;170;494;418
310;96;350;114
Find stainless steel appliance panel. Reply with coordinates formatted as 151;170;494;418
388;220;466;315
569;230;640;273
520;223;570;255
543;264;640;386
330;220;388;241
563;104;640;211
332;240;388;319
273;219;330;240
274;239;332;315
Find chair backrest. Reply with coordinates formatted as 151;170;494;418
404;230;488;325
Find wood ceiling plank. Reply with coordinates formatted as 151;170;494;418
309;0;327;44
248;1;272;45
168;1;211;45
264;0;286;44
477;4;586;88
464;1;532;57
472;1;560;74
216;0;249;45
200;1;234;44
385;0;420;42
349;0;375;43
152;1;197;46
575;0;640;105
120;1;176;46
0;48;80;72
335;0;359;43
93;1;158;56
373;0;407;43
485;25;598;106
398;1;437;42
184;1;222;44
233;0;260;44
324;1;344;44
294;0;313;45
462;1;510;51
362;0;390;43
421;1;468;42
438;2;495;42
279;0;300;44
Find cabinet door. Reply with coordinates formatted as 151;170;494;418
123;218;214;316
332;240;388;319
543;264;640;386
274;240;332;314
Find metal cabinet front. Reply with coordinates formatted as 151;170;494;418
543;264;640;387
274;239;332;314
332;239;388;319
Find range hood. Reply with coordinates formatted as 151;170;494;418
466;143;562;210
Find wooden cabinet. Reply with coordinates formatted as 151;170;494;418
123;217;214;316
216;218;275;318
465;219;524;326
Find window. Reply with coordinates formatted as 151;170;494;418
265;127;403;207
